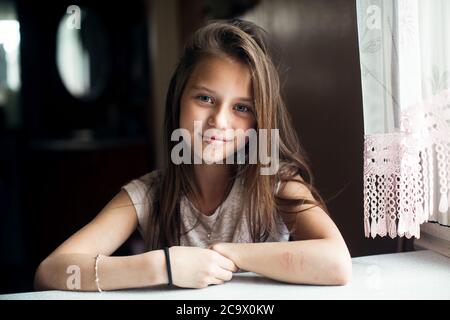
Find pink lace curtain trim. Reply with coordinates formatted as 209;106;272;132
364;89;450;238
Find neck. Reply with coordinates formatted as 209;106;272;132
191;164;235;212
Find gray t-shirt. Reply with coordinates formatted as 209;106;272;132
121;170;290;249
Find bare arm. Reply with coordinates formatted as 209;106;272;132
34;189;237;291
211;239;350;285
211;176;352;285
34;190;168;291
35;251;168;291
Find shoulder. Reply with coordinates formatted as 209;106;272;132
274;161;313;201
135;169;163;185
127;169;162;186
121;169;163;201
276;175;311;199
121;169;163;237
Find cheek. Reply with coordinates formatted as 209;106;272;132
179;101;208;129
249;118;257;130
233;120;256;146
179;101;195;130
239;117;256;131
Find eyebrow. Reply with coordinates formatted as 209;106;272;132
191;85;253;103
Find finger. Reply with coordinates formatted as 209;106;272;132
215;254;238;272
213;267;233;282
208;277;225;286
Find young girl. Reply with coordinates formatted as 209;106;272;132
34;19;351;291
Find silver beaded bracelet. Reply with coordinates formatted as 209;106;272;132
94;254;104;293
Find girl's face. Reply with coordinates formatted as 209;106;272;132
179;55;256;164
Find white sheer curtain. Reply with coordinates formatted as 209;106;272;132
356;0;450;239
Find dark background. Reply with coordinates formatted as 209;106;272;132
0;0;412;294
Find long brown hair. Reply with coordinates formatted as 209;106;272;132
143;18;330;251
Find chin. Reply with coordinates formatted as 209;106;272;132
199;151;232;164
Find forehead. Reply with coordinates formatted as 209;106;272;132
187;55;253;95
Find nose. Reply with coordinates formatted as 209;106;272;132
207;102;231;130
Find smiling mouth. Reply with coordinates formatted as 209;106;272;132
201;134;232;143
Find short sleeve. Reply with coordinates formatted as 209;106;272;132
121;170;160;239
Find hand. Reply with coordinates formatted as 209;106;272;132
208;242;241;270
208;242;231;258
168;246;238;289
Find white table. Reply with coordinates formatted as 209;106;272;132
1;250;449;300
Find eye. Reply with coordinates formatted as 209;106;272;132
234;104;251;113
196;95;213;104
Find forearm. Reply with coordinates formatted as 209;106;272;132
213;240;352;285
34;250;168;291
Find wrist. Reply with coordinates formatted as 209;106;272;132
145;249;168;286
212;242;241;266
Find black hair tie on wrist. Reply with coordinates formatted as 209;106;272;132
164;247;173;286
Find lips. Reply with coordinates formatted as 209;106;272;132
210;136;231;142
202;134;232;142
